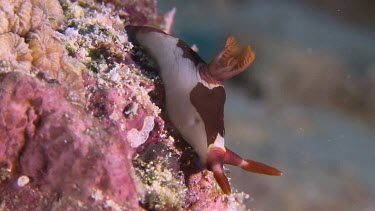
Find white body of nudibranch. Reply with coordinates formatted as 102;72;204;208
132;30;223;163
126;25;282;195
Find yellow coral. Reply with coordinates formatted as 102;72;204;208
30;6;48;30
27;24;86;104
0;0;66;36
12;0;33;36
0;0;33;36
59;56;86;103
31;0;65;30
0;33;32;72
28;26;65;77
0;10;10;34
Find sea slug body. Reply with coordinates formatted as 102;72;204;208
126;25;282;194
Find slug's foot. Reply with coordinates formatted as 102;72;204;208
206;147;282;195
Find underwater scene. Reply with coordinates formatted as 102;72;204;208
0;0;374;210
159;1;375;210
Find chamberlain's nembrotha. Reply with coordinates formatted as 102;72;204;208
126;25;282;194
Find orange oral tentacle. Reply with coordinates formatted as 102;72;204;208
224;147;283;176
212;164;231;195
241;159;283;176
207;147;232;194
207;147;282;194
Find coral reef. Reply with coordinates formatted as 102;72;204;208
0;0;84;104
0;0;249;210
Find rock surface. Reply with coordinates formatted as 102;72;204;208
0;0;248;210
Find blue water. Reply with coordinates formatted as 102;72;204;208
225;85;375;210
159;1;375;210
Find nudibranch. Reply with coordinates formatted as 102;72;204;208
126;25;282;194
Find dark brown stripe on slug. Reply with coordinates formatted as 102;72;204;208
176;39;206;66
190;83;225;146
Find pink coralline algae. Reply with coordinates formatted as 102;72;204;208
0;72;138;210
0;0;250;210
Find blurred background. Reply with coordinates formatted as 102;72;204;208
159;1;375;210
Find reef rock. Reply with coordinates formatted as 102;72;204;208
0;72;138;210
0;0;248;210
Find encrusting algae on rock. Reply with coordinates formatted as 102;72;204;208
0;0;252;210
